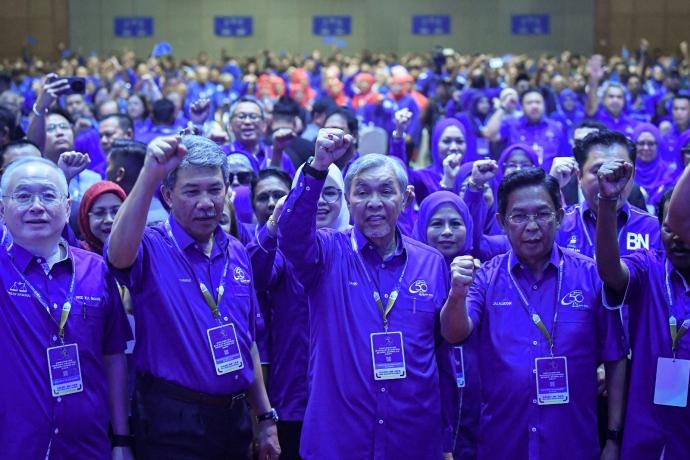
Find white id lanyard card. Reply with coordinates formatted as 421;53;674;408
654;357;690;407
535;356;569;405
454;346;466;388
47;343;84;397
370;331;406;380
207;323;244;375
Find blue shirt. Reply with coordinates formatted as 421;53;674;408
0;243;131;460
466;245;626;460
278;171;451;460
106;216;257;395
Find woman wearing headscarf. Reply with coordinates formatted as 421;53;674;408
247;164;349;460
411;191;480;460
551;88;585;135
78;181;127;255
289;68;317;110
632;123;676;206
455;92;493;161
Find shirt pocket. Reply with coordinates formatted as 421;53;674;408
70;298;108;354
395;294;438;340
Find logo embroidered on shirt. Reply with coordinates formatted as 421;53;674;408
178;278;192;283
348;281;358;287
8;281;30;298
408;279;433;298
560;290;589;309
233;267;251;285
625;232;649;251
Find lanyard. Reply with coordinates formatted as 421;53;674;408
351;231;408;332
578;208;624;258
8;242;76;344
507;251;564;356
165;220;229;321
665;260;690;356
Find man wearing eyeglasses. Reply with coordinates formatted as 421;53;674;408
226;96;296;176
0;156;133;459
441;167;627;460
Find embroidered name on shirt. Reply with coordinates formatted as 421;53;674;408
178;278;192;283
492;300;512;306
626;232;649;251
408;279;433;298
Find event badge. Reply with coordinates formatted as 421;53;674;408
453;346;466;388
654;357;689;407
535;356;569;405
46;343;84;397
207;323;244;375
370;332;406;380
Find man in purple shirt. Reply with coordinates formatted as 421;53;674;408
106;134;280;459
557;130;662;258
596;163;690;459
586;56;638;138
668;163;690;243
276;129;452;459
441;167;627;460
485;88;568;172
661;94;690;162
225;96;296;176
0;157;132;459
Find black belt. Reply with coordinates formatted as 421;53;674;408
137;374;246;409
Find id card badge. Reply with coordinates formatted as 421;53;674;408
535;356;569;405
654;357;690;407
453;346;466;388
207;323;244;375
370;331;406;380
46;343;84;397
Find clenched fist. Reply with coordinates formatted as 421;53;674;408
450;255;480;298
313;128;353;170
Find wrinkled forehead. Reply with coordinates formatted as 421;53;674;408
351;164;399;189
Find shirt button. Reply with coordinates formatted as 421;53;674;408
305;186;311;191
532;284;538;290
533;368;537;374
384;294;389;299
380;387;386;393
234;375;238;380
223;316;229;322
532;340;538;346
52;335;58;342
531;427;537;433
378;419;384;425
53;303;58;310
299;182;304;187
532;399;537;404
37;258;43;263
48;275;53;280
287;209;291;213
57;397;62;403
381;264;385;269
54;428;59;435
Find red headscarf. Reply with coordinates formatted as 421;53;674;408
352;73;381;109
289;68;317;108
78;181;127;255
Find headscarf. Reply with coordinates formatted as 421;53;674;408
632;123;675;204
495;143;540;187
78;181;127;255
227;153;256;224
289;68;316;108
412;190;474;257
430;118;467;173
293;163;351;231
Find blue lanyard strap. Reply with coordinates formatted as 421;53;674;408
165;220;229;320
8;241;76;343
507;251;564;356
351;231;408;332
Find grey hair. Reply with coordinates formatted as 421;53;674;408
344;153;408;195
229;95;265;119
162;135;229;190
0;156;68;195
227;153;254;171
598;81;626;100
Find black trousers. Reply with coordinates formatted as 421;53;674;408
276;421;303;460
133;376;252;460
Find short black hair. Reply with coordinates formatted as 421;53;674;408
673;94;690;106
101;113;134;133
272;96;300;124
47;106;73;125
575;129;636;170
497;167;561;216
0;106;23;141
231;95;265;119
0;139;40;168
108;139;146;174
574;119;607;132
325;106;358;139
250;167;292;203
657;187;675;225
520;87;544;104
312;96;336;116
151;99;176;125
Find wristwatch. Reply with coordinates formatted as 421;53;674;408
606;428;623;444
303;157;329;180
257;408;279;424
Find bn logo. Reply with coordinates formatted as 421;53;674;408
626;233;649;251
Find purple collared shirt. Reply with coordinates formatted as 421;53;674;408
499;115;568;172
278;170;450;460
466;245;626;460
389;136;442;204
594;108;638;138
247;224;309;421
225;140;297;176
557;202;662;259
0;243;131;460
606;251;690;460
662;124;690;163
105;216;257;395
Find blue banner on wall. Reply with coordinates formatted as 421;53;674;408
313;16;351;36
511;15;550;35
412;15;451;35
214;16;253;37
114;17;154;38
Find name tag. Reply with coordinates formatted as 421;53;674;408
453;346;466;388
207;324;244;375
535;356;569;405
47;344;84;397
370;332;406;380
654;357;689;407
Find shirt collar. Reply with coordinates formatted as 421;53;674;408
353;225;405;262
9;239;70;273
668;259;690;293
519;115;546;128
581;200;631;224
168;214;228;258
509;242;561;274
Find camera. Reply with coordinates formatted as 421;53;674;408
47;76;86;96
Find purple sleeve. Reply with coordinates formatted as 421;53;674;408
276;170;327;291
595;278;628;362
466;264;489;334
498;119;510;142
104;237;146;293
102;265;134;355
436;341;459;453
246;224;285;291
462;189;490;256
388;136;407;164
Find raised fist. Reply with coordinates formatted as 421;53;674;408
450;255;480;297
145;135;188;184
597;159;633;200
313;128;353;170
549;157;579;189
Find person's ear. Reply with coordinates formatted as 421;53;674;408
401;185;415;210
161;185;173;209
556;207;565;227
115;167;126;183
64;197;72;223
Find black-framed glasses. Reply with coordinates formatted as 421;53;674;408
229;171;255;185
255;190;287;203
88;205;121;220
320;186;342;203
507;211;557;225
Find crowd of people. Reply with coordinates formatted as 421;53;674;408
1;39;690;460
